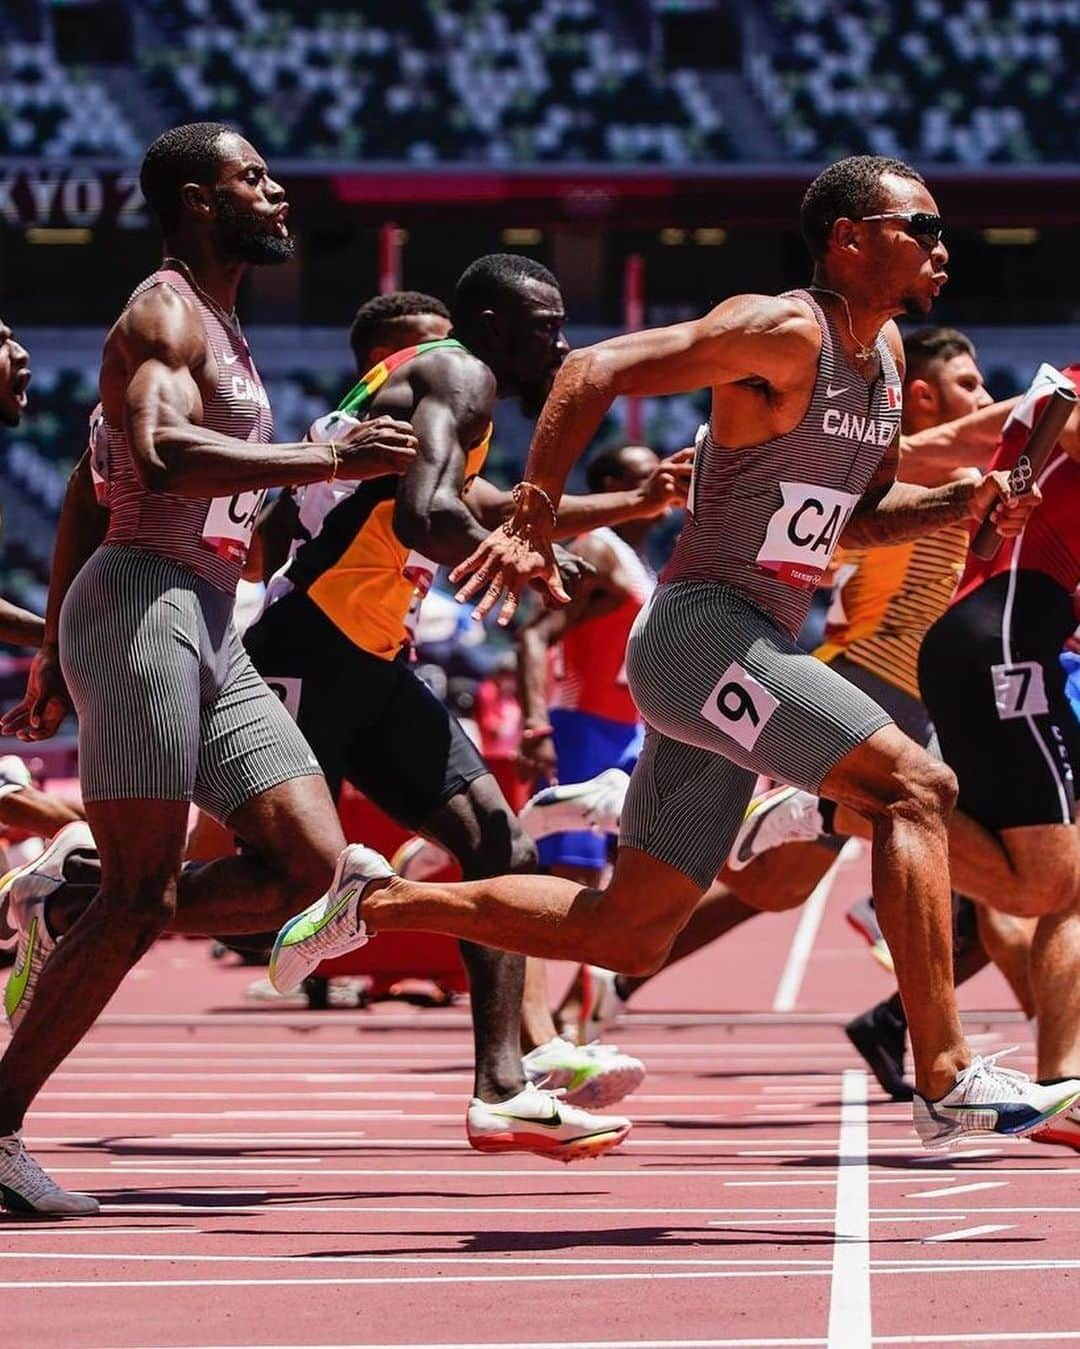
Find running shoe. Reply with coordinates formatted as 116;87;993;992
728;786;825;871
845;896;894;972
0;1132;99;1215
844;1001;913;1102
913;1049;1080;1150
579;964;628;1042
268;844;390;994
3;821;94;1030
391;835;454;880
0;867;19;951
466;1082;631;1162
522;1036;645;1109
1029;1102;1080;1153
519;768;629;841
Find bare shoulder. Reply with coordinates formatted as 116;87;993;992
566;529;617;571
411;344;497;405
702;292;821;346
112;283;205;369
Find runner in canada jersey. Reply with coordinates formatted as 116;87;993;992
273;154;1080;1153
0;123;417;1217
98;262;273;591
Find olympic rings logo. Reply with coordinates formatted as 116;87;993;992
1010;455;1034;492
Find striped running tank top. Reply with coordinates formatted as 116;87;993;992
664;289;903;638
283;338;493;660
100;263;275;593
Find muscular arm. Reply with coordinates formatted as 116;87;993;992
467;452;690;536
519;295;818;502
111;286;338;495
392;355;497;565
841;441;978;547
898;396;1020;486
0;598;44;648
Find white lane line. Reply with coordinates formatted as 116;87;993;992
771;873;833;1013
0;1271;835;1290
906;1182;1008;1199
66;1337;1080;1349
0;1251;834;1267
922;1224;1012;1243
827;1069;871;1349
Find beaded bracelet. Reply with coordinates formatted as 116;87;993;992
511;480;558;527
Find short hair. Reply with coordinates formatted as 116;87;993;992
585;443;646;494
902;327;976;384
348;290;450;370
140;122;236;232
800;155;926;259
451;253;559;332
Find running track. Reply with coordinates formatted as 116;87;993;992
3;845;1078;1349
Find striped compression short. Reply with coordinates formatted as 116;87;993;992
621;580;893;889
60;545;322;820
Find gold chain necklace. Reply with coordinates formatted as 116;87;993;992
808;286;878;363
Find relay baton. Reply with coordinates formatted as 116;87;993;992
970;382;1078;561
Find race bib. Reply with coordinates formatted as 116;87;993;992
403;547;438;644
201;490;264;563
264;675;302;721
756;482;859;590
991;661;1049;720
701;662;779;752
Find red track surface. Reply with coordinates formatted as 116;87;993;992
3;849;1078;1348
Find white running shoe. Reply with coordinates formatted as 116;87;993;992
269;844;391;994
3;821;94;1030
522;1036;645;1109
728;785;825;870
579;964;628;1043
845;896;894;973
391;835;454;880
466;1082;631;1162
1029;1102;1080;1153
913;1049;1080;1150
0;1132;99;1215
519;768;630;841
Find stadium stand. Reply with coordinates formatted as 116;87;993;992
0;42;141;157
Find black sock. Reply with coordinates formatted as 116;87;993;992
882;992;906;1026
818;799;837;835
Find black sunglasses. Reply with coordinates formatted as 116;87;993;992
858;211;944;249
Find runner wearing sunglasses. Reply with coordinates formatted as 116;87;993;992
268;155;1080;1150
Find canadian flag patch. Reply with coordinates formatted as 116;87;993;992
885;383;901;410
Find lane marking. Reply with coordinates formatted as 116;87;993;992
772;870;834;1013
922;1224;1013;1243
827;1069;870;1349
906;1182;1009;1199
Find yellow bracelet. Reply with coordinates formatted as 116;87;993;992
327;440;340;481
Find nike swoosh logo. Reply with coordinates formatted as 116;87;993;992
319;886;359;930
5;916;37;1015
222;352;242;366
825;383;850;398
497;1106;563;1128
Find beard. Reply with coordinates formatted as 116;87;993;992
902;291;932;318
518;384;549;419
0;401;20;428
213;191;295;266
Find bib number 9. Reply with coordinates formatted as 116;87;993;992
701;661;779;752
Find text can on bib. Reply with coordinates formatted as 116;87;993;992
756;481;859;590
202;489;265;564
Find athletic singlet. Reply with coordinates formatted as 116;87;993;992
98;265;274;593
281;339;492;660
664;289;903;638
815;524;969;701
553;528;656;724
953;363;1080;606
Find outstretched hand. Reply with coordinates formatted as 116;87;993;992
0;646;72;741
450;521;568;626
637;446;695;516
971;469;1042;538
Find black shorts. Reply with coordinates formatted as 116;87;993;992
243;589;489;828
919;569;1078;832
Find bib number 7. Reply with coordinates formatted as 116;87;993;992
991;660;1048;719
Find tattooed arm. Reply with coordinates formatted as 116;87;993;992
841;440;1037;548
